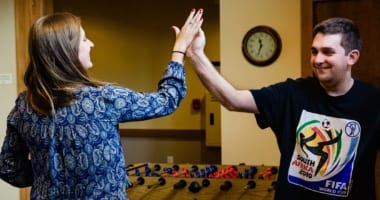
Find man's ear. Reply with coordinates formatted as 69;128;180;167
348;49;360;66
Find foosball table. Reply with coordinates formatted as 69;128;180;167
126;163;278;200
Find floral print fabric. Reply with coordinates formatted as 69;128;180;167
0;61;186;199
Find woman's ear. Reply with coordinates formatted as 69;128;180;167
348;49;360;66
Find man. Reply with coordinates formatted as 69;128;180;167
187;17;380;199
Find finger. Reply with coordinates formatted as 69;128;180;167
192;9;203;24
193;18;204;29
187;9;203;29
197;28;205;39
171;26;180;35
199;28;205;35
183;8;196;27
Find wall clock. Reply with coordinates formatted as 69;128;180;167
242;25;282;66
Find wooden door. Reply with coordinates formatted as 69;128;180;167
313;0;380;86
312;1;380;199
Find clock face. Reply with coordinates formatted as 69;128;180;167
247;32;277;61
242;26;281;66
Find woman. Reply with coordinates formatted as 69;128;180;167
0;9;203;200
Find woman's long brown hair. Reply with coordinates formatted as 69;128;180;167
24;12;103;116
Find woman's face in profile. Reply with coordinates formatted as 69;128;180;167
78;27;94;69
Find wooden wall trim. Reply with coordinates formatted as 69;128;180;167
119;129;204;139
301;0;313;77
14;0;53;93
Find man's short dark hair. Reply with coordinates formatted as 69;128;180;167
313;17;361;54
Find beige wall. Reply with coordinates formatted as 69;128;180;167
0;0;20;199
220;0;301;166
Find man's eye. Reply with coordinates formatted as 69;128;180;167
323;51;334;56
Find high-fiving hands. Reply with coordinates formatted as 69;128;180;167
172;9;204;55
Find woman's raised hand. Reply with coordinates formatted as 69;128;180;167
171;9;203;55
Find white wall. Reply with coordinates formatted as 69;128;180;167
0;0;20;199
220;0;301;166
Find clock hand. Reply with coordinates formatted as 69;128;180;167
257;39;263;55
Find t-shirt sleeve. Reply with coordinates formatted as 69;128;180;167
250;78;298;132
376;89;380;152
251;89;272;129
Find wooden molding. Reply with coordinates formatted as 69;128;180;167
14;0;53;93
301;0;313;77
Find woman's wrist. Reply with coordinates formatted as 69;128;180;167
172;50;186;55
171;50;186;64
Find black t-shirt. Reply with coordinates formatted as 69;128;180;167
251;77;380;200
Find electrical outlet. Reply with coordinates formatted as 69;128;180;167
0;74;12;85
167;155;174;164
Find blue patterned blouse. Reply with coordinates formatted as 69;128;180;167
0;61;186;200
